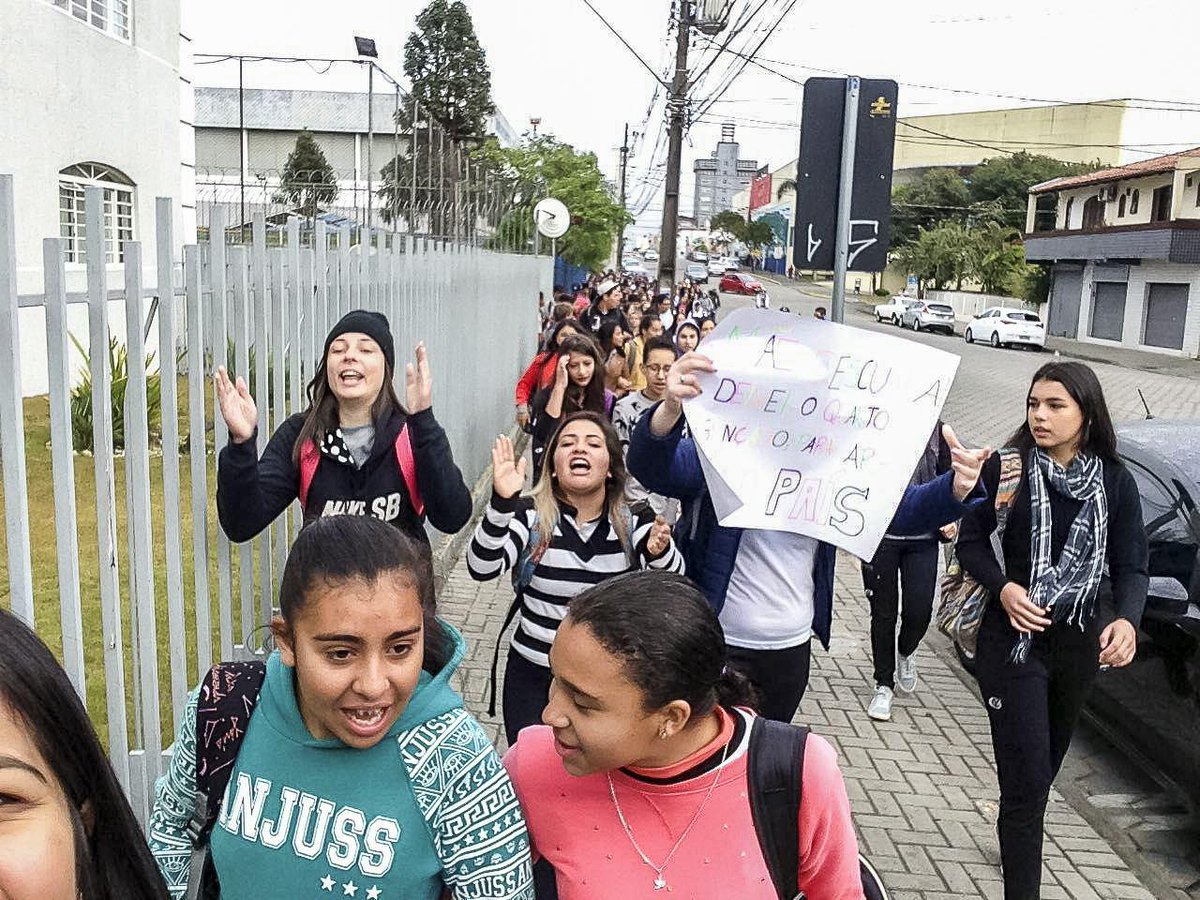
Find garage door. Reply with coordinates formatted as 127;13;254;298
1143;283;1189;350
1048;267;1083;337
1090;282;1127;341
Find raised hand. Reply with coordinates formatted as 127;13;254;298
215;365;257;444
405;342;433;413
491;434;527;499
646;515;672;558
665;352;717;405
554;353;570;391
943;423;993;501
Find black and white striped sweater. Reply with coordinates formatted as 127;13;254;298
467;491;685;667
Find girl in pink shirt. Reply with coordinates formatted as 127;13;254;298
503;571;864;899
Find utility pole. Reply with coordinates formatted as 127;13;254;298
616;122;630;266
657;1;691;291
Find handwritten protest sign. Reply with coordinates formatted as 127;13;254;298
684;308;960;559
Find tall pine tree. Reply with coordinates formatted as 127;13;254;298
278;129;338;219
404;0;494;141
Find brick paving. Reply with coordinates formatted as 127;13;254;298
432;289;1200;897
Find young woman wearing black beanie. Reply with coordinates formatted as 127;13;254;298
215;309;472;548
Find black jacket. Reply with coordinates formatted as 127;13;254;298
957;452;1148;627
217;406;472;547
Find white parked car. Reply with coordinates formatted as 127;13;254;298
622;258;648;276
874;296;914;325
723;258;740;272
643;249;659;261
901;300;957;334
707;260;727;277
964;307;1046;349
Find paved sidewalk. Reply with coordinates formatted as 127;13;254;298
436;549;1164;900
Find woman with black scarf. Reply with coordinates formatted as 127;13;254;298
956;361;1147;900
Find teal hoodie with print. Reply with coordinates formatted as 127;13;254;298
148;623;533;900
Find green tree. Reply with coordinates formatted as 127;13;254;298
775;178;796;200
277;129;338;219
710;209;747;240
967;151;1100;231
894;222;976;291
971;222;1035;295
890;168;971;248
743;219;775;250
474;135;630;270
404;0;494;141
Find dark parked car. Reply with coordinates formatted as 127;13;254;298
719;273;763;295
1090;420;1200;806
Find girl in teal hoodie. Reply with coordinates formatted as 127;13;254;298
148;516;533;899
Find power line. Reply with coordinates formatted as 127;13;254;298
575;0;669;88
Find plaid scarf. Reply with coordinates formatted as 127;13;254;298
1011;448;1108;664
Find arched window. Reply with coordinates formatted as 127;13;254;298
58;163;135;264
1118;194;1127;218
1064;197;1074;229
1130;189;1140;216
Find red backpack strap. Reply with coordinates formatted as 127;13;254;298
298;440;320;509
395;424;424;517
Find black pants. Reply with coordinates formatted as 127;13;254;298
975;605;1100;900
502;648;553;747
860;538;940;689
726;641;812;723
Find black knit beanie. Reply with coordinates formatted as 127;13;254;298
323;310;395;371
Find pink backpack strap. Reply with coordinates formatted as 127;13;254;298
395;424;424;517
298;440;321;509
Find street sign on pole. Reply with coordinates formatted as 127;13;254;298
534;198;570;239
792;77;899;278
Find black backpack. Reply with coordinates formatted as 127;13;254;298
185;661;268;900
747;717;889;900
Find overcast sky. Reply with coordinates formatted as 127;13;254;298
186;0;1200;232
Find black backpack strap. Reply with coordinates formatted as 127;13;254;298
195;660;267;832
488;593;524;718
747;716;809;900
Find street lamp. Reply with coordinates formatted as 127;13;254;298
530;117;542;137
355;37;379;229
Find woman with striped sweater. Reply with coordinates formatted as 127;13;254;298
468;411;685;745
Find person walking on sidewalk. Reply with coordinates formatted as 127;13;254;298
467;418;683;745
863;423;954;722
215;310;472;549
956;361;1147;900
611;336;681;525
503;571;864;898
514;317;581;430
628;350;993;723
529;334;614;481
579;279;630;335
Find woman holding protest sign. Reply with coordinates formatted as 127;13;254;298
955;361;1146;900
628;346;993;723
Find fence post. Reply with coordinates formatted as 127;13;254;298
209;205;234;663
185;243;212;674
269;246;288;590
42;237;86;695
251;215;273;636
84;185;131;790
156;198;188;725
287;218;303;417
314;220;328;362
0;176;34;624
230;245;255;648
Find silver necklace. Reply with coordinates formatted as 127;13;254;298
607;735;732;892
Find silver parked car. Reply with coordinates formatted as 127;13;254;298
901;301;957;334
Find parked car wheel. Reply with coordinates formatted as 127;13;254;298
892;315;900;326
990;332;1002;348
876;313;883;322
964;328;973;343
910;318;920;332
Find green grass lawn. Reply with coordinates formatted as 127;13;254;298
0;384;268;748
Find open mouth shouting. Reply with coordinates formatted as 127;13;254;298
567;456;593;476
342;704;392;740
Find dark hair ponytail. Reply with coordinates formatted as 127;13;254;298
567;571;759;717
278;516;451;675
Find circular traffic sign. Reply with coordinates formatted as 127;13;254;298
533;198;570;239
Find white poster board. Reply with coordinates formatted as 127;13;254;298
684;308;960;559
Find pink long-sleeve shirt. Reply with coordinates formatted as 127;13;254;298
503;707;864;899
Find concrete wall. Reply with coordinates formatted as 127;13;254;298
1072;261;1200;357
0;0;189;295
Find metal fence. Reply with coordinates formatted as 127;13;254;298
0;173;547;823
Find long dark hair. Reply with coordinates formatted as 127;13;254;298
554;334;607;414
0;610;170;900
292;349;404;464
597;321;626;358
278;516;452;674
538;317;582;355
1007;361;1118;462
566;571;758;716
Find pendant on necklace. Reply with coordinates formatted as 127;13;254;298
654;876;667;891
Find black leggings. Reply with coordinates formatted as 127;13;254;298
725;641;812;723
975;605;1100;900
860;538;940;689
502;647;553;747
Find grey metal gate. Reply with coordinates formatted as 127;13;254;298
1048;266;1083;337
1090;282;1127;341
1143;283;1189;350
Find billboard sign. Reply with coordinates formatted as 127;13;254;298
749;168;773;212
792;78;898;272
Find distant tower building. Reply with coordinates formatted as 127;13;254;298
692;123;758;228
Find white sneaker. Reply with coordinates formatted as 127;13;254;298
867;686;894;721
897;653;918;693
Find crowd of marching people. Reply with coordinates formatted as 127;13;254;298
1;264;1147;900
